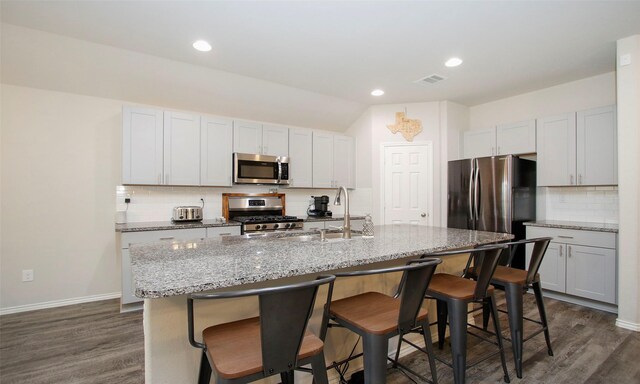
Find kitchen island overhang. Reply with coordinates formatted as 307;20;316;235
131;225;512;384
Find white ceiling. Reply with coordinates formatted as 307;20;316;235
2;1;640;107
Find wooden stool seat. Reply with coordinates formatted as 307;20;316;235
427;273;494;300
203;317;324;380
468;265;540;285
330;292;429;335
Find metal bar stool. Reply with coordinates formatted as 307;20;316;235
420;244;511;384
465;237;554;378
187;275;335;384
322;258;442;384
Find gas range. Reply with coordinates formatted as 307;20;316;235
233;215;303;232
223;193;303;233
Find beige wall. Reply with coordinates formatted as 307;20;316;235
1;85;122;310
469;72;616;129
1;23;364;132
615;35;640;330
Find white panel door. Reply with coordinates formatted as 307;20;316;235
566;245;616;304
496;119;536;155
536;113;576;186
201;116;233;186
333;135;355;189
122;106;163;184
576;105;617;186
288;128;313;187
312;132;334;188
383;145;432;225
533;242;566;293
262;124;289;157
163;112;201;185
463;128;495;158
233;120;262;154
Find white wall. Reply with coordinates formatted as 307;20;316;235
469;72;616;129
1;23;365;132
1;85;122;310
615;35;640;331
368;102;443;226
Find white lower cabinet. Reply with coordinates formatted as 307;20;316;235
119;228;208;306
206;226;241;238
526;226;617;306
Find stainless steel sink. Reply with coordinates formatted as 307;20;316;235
282;232;361;243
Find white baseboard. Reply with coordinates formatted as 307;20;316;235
616;318;640;332
0;292;121;316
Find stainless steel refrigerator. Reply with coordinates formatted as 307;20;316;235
447;155;536;268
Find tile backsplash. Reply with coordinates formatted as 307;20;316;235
540;186;618;224
115;185;373;223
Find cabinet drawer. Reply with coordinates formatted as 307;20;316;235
526;226;615;249
121;228;207;248
206;226;241;238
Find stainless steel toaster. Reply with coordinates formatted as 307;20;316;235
172;206;203;222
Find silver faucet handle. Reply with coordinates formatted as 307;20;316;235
328;225;343;231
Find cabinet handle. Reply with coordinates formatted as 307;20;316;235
557;235;573;239
570;175;574;185
159;237;175;240
578;174;582;184
158;173;162;184
568;246;572;258
218;233;231;236
559;247;563;257
166;173;169;184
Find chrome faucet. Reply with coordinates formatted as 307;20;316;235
334;186;351;239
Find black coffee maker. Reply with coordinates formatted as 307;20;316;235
308;195;332;217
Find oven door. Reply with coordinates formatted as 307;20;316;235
233;153;289;185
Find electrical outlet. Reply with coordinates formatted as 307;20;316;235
22;269;34;282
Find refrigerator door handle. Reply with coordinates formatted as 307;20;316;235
473;159;480;227
468;164;475;229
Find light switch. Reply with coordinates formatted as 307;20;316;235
620;54;631;66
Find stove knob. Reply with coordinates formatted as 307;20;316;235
255;224;262;230
286;223;293;228
273;224;279;229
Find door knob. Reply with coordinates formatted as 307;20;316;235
421;213;427;218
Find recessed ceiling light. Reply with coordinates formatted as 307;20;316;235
445;57;463;67
192;40;212;52
371;89;385;96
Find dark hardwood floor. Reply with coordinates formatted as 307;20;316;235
1;294;638;384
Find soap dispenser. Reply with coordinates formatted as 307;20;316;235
362;214;374;238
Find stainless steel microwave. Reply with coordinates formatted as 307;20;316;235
233;153;290;185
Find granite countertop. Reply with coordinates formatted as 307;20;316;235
524;220;618;233
303;215;367;222
115;219;241;233
130;224;513;298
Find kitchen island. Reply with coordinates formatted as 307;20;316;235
131;224;512;384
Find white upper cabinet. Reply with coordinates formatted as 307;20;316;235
201;116;233;186
233;120;262;154
536;113;577;186
312;131;334;188
462;128;496;158
163;112;201;186
537;106;617;187
333;135;355;188
262;124;289;157
288;128;313;188
233;121;289;156
122;106;164;184
576;105;617;186
496;119;536;155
